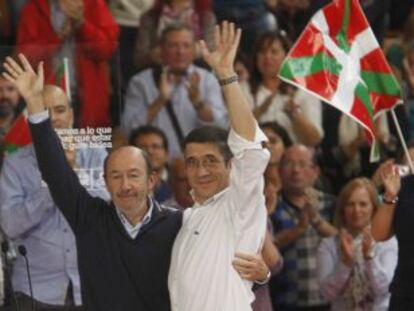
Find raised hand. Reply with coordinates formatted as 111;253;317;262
159;67;172;101
198;21;241;78
3;54;44;106
380;162;401;200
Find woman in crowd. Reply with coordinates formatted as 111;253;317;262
371;163;414;310
261;121;292;198
249;32;323;147
317;177;398;311
134;0;215;69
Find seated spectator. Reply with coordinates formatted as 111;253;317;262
249;32;323;146
134;0;216;69
269;144;337;310
17;0;119;127
122;23;227;157
317;177;398;310
129;125;172;203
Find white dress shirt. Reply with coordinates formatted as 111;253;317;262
168;125;270;311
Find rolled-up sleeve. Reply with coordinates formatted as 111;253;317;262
227;124;270;253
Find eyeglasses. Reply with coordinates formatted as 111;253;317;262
185;155;224;170
280;161;314;170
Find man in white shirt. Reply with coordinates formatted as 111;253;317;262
168;22;270;311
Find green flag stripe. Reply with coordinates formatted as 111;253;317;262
280;53;342;80
336;0;351;52
56;63;64;81
355;82;374;118
5;143;19;153
361;71;402;97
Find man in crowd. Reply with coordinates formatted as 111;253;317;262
0;85;109;310
122;23;227;157
0;76;21;136
270;144;337;310
2;22;270;311
129;125;172;203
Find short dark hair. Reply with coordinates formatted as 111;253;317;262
103;147;153;178
280;144;318;167
259;121;293;148
183;126;233;162
129;125;169;151
160;22;194;45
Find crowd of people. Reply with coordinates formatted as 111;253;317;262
0;0;413;310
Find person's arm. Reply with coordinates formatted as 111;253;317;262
371;163;401;241
2;54;99;232
121;73;152;134
364;238;398;296
75;0;120;61
186;72;214;123
199;22;269;255
317;237;352;302
199;22;255;140
0;156;54;238
261;229;283;274
303;190;338;237
287;92;323;146
273;209;309;249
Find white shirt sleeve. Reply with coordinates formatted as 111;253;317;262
226;124;270;253
28;110;49;124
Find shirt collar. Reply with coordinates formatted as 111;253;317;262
190;187;229;208
115;197;154;238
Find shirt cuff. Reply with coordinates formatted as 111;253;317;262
28;110;49;124
228;123;268;158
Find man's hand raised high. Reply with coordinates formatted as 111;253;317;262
199;21;240;79
199;22;256;141
3;54;45;115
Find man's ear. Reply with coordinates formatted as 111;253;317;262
147;171;157;192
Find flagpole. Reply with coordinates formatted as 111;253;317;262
391;108;414;173
63;57;71;103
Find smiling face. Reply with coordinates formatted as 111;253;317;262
184;143;231;204
105;147;155;214
343;186;374;233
